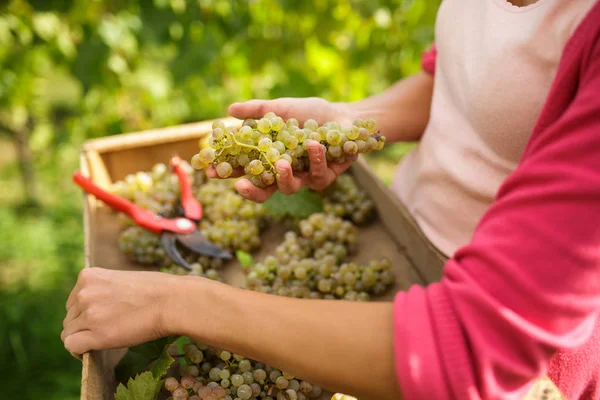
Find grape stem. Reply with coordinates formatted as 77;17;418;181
168;353;186;358
229;134;277;173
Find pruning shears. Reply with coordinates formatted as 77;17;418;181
73;156;231;270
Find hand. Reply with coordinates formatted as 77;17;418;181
61;268;179;355
206;97;358;202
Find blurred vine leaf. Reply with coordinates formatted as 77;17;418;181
264;187;323;219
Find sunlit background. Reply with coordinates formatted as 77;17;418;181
0;0;439;398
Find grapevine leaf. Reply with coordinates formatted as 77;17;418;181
114;371;163;400
236;250;254;269
263;187;323;219
150;345;175;380
115;336;180;383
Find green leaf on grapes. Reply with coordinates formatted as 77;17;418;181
236;250;254;269
150;345;175;380
114;371;164;400
264;187;323;218
115;336;180;383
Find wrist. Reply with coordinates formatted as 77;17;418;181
158;274;199;337
331;102;360;126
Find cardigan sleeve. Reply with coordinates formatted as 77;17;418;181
421;43;437;75
393;36;600;400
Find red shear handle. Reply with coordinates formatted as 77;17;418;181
170;156;202;221
73;171;196;234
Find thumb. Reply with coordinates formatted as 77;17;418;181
228;99;276;120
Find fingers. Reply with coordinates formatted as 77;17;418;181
228;100;276;120
307;142;335;190
63;302;81;330
234;178;277;203
274;160;304;195
205;165;245;179
63;330;98;356
61;312;87;342
329;158;355;176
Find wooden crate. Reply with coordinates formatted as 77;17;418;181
77;120;563;400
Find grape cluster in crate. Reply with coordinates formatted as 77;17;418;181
110;114;389;400
164;342;324;400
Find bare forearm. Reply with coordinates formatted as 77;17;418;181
172;277;401;400
343;71;434;143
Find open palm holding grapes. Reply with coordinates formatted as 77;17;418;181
194;97;386;203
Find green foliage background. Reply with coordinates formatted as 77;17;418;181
0;0;439;398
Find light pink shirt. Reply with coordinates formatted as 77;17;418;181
390;1;600;399
392;0;595;257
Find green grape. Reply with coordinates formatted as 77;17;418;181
356;140;367;152
237;384;252;400
220;351;232;362
284;136;299;149
366;137;378;151
173;387;188;399
326;121;341;131
286;389;299;400
248;160;265;176
242;118;257;128
239;359;252;373
238;126;253;140
209;367;222;381
365;118;377;132
303;119;318;131
326;130;342;145
273;141;286;154
231;374;244;387
253;369;267;382
257;118;272;133
277;129;290;142
266;148;280;162
328;145;342;158
264;111;277;119
181;376;196;389
279;154;293;164
309;131;322;142
260;171;275;186
191;154;208;170
216;162;233;178
276;376;289;389
342;141;358;155
352;118;365;127
318;279;332;293
258;137;273;151
237;153;251;167
302;139;316;151
271;116;285;131
165;377;179;391
213;127;225;141
242;371;254;384
376;140;385;150
294;129;308;143
212;120;226;131
358;127;370;140
286;117;299;128
221;378;230;388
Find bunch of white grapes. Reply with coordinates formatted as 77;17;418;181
164;342;323;400
321;174;375;225
190;113;385;187
110;161;204;217
113;163;268;275
245;214;395;300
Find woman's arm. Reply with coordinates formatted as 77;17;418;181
392;33;600;400
345;70;434;143
61;269;400;400
175;278;400;400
